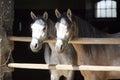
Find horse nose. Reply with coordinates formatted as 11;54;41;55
34;43;38;49
30;39;38;48
60;44;64;51
30;42;39;49
56;45;64;53
30;38;40;52
55;40;64;53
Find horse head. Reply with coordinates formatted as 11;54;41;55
30;11;48;52
55;9;74;53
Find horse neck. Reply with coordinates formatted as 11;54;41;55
73;16;109;38
47;19;56;39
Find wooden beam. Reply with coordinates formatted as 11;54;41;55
8;36;120;44
8;36;32;42
0;39;2;66
8;63;120;71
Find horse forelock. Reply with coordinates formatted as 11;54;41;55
57;13;72;27
36;17;47;25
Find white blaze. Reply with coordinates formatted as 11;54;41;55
31;23;45;39
57;23;67;39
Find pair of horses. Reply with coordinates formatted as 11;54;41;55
30;11;77;80
30;9;120;80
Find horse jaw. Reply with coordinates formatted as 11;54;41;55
30;38;42;52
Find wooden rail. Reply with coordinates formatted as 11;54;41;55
8;63;120;71
8;36;120;44
7;36;120;71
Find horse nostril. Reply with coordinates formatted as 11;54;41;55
35;43;38;48
60;45;64;50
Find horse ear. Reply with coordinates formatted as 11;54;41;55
55;9;61;18
30;11;37;20
67;9;72;21
43;11;48;20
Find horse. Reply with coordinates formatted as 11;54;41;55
30;11;77;80
55;9;120;80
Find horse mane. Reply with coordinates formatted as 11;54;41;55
72;16;109;38
57;13;72;26
72;15;110;56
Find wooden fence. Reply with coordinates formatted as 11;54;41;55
8;36;120;44
6;36;120;71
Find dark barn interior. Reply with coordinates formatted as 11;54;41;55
12;0;120;80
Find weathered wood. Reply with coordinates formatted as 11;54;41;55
8;36;32;42
0;29;13;80
0;0;14;80
8;63;120;71
0;39;3;80
0;0;14;35
8;36;120;44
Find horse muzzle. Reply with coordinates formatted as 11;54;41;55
55;39;66;53
30;38;42;52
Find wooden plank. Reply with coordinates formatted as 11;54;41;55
0;39;2;65
8;36;120;44
8;36;32;42
0;38;2;80
8;63;120;71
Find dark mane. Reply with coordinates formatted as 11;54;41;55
38;16;46;21
57;13;72;27
71;15;111;56
72;16;109;38
32;16;47;26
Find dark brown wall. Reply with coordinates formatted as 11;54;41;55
15;0;85;9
